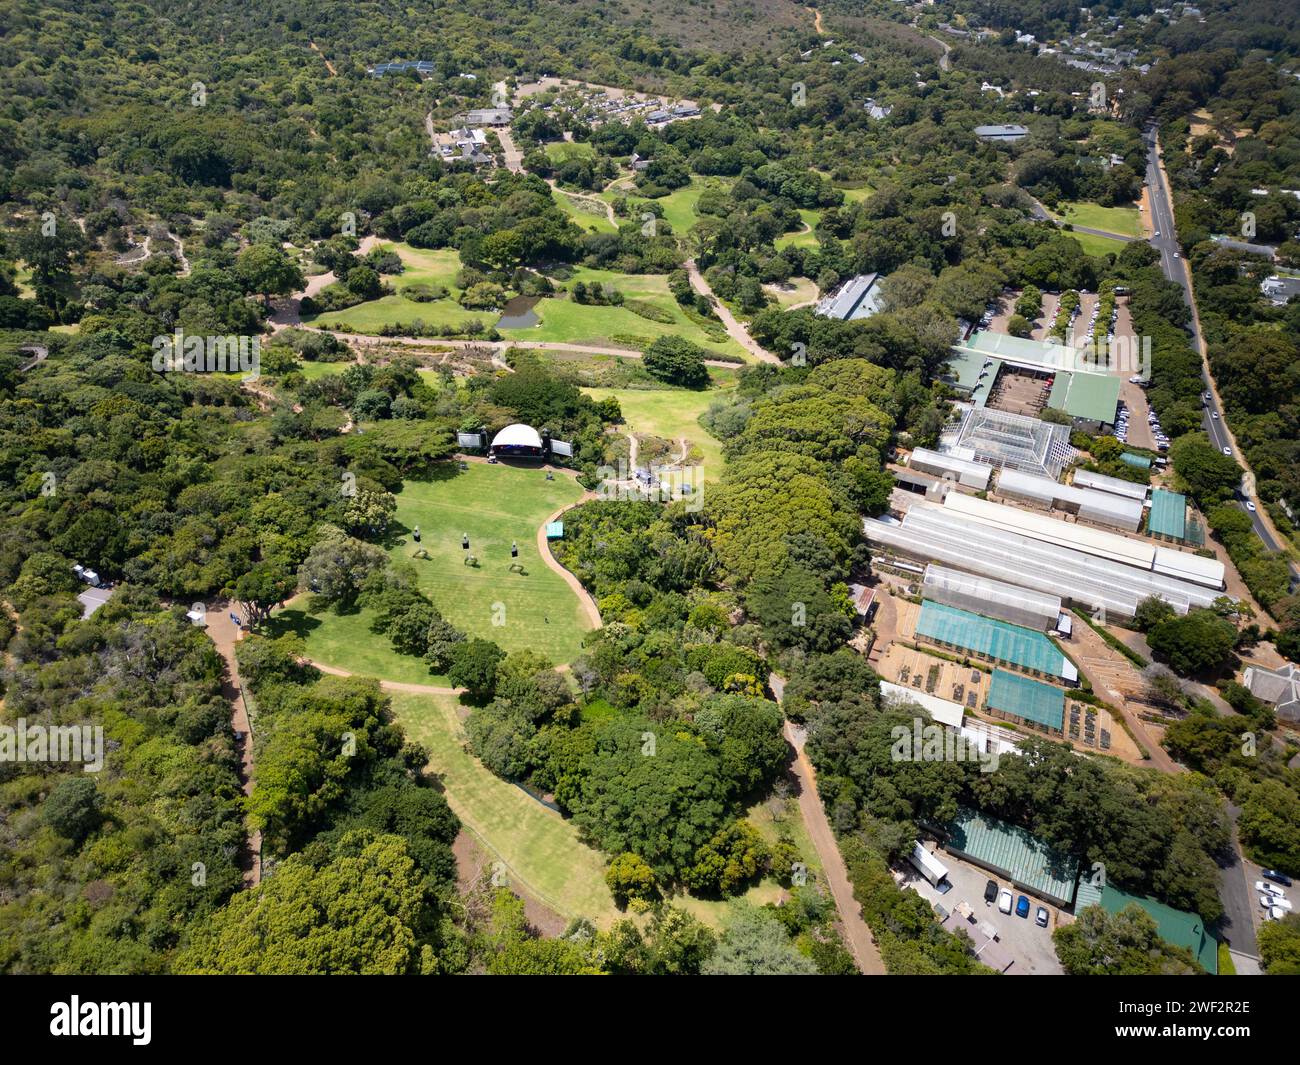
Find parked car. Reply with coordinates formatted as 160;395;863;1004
1035;906;1049;927
1256;881;1285;897
1265;896;1293;912
1267;905;1289;921
984;879;999;904
998;889;1013;914
1263;870;1293;887
1016;895;1030;918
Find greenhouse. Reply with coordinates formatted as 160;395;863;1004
863;504;1223;618
995;468;1144;532
914;600;1078;683
940;407;1077;480
907;447;992;490
1070;469;1149;502
985;669;1066;734
922;564;1062;631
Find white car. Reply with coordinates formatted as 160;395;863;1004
1267;905;1289;921
998;889;1014;915
1223;447;1232;456
1256;881;1285;897
1246;501;1257;513
1264;895;1293;912
1211;411;1218;419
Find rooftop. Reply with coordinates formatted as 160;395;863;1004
945;808;1080;905
1147;488;1188;540
1047;369;1121;424
1074;879;1218;973
815;273;882;321
915;599;1077;682
986;668;1066;730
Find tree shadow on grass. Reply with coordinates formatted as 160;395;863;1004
260;607;323;641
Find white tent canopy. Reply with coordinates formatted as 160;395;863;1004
491;423;543;450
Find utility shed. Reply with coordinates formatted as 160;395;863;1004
1074;879;1218;973
985;669;1066;734
1147;488;1187;541
944;808;1079;907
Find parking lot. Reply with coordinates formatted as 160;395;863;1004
902;848;1066;975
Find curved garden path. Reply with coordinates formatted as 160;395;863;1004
536;495;602;629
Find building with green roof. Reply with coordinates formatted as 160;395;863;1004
945;332;1121;428
944;808;1080;906
1120;451;1152;469
915;600;1078;683
1074;878;1218;973
1147;488;1187;541
1046;370;1122;428
986;669;1065;734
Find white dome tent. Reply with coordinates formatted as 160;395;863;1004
490;423;545;458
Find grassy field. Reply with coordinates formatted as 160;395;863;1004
583;377;735;471
544;140;596;163
388;690;619;925
503;266;746;359
307;243;473;332
553;189;618;234
764;276;818;308
271;462;595;676
267;600;448;683
1055;200;1142;239
604;176;733;235
776;208;821;250
837;183;875;204
1066;229;1130;258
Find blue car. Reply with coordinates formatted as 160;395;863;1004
1015;895;1030;918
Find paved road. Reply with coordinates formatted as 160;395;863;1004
1219;801;1261;959
1142;128;1298;587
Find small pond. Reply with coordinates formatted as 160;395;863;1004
496;294;541;328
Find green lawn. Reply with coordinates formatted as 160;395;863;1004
604;177;733;235
271;463;596;676
267;601;448;684
1055;200;1142;239
764;276;818;308
388;690;619;925
503;267;747;360
544;140;595;163
837;184;875;204
553;189;618;234
776;208;821;250
296;360;352;380
1065;229;1130;259
306;244;473;333
583;378;736;472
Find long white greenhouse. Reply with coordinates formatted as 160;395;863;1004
922;564;1063;631
994;468;1144;532
864;503;1223;618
